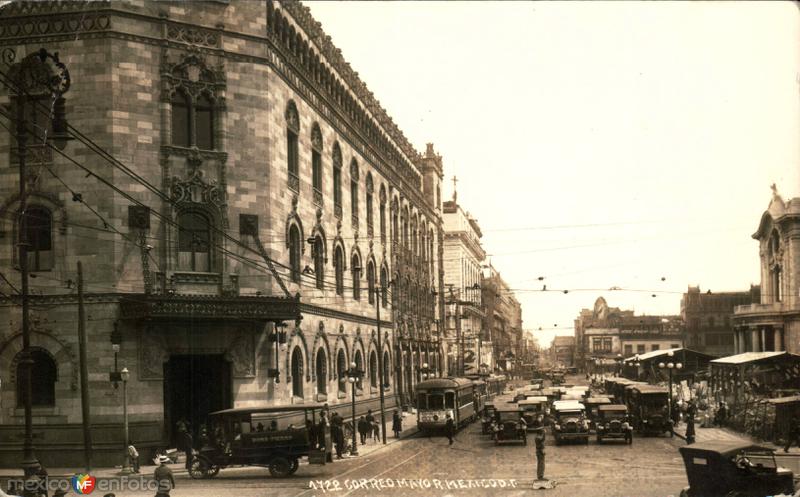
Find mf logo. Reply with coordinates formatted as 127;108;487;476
71;473;97;494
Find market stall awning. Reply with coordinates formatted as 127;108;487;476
623;347;716;363
710;351;800;366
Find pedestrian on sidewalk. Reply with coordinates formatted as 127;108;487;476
371;421;380;442
331;412;344;459
179;427;194;472
445;413;455;445
357;416;369;445
365;410;375;442
127;440;140;473
685;400;696;445
783;416;800;453
392;410;402;438
154;455;175;497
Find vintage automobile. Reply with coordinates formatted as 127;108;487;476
540;387;562;405
678;442;795;497
583;396;612;430
192;403;329;478
530;378;545;389
492;404;527;445
518;396;549;429
628;385;672;436
550;372;565;385
595;405;632;444
551;400;590;445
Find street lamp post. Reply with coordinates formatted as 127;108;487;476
120;368;132;475
658;351;683;426
7;47;72;476
346;362;362;456
420;362;433;381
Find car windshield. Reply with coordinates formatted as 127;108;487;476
557;410;582;418
498;411;520;422
602;411;626;419
734;451;777;470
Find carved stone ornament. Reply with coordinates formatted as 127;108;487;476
285;100;300;133
311;123;323;151
171;168;225;211
139;329;168;380
226;332;255;378
161;51;226;103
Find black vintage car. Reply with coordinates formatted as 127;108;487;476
595;405;632;444
628;385;672;436
552;400;589;445
192;404;330;478
492;405;527;445
678;442;795;497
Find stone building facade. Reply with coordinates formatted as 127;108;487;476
0;0;444;467
481;264;522;375
733;190;800;355
442;194;487;375
551;336;575;368
681;285;759;357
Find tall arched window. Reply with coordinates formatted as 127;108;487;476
351;252;361;300
380;265;388;308
16;349;56;407
332;143;343;217
313;235;325;290
334;245;344;295
195;93;215;150
354;350;363;390
337;349;347;394
369;351;378;389
391;202;398;244
23;206;52;271
311;123;323;205
286;101;300;189
291;346;304;398
769;230;782;302
288;224;301;282
315;348;327;395
411;215;418;256
178;210;212;271
383;351;391;388
350;160;359;226
402;207;409;247
429;229;435;276
170;90;190;147
367;260;376;305
379;186;387;243
366;173;374;235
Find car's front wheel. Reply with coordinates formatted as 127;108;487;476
269;456;292;477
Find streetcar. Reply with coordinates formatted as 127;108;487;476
416;377;476;432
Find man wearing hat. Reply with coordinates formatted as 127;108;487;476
154;455;175;497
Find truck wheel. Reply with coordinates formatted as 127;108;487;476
288;458;299;475
269;456;292;477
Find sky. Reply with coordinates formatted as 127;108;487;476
305;1;800;348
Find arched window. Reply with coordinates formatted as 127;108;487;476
411;215;418;256
366;173;374;235
315;348;327;395
313;235;325;290
288;224;301;282
380;265;388;308
383;351;391;388
23;206;52;271
195;94;215;150
170;90;190;147
16;349;56;407
311;123;323;205
391;203;398;244
291;346;304;399
379;186;387;243
367;260;376;305
334;245;344;295
369;350;378;389
350;160;359;226
402;208;409;247
337;349;347;394
177;210;212;271
769;230;782;302
286;101;300;189
332;143;343;216
354;350;363;390
352;252;361;300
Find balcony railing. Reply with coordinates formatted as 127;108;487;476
734;302;785;314
313;188;323;207
288;172;299;192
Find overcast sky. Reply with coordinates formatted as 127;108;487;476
305;1;800;347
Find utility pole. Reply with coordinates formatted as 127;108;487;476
375;287;387;444
77;261;93;471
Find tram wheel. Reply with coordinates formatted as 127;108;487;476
269;456;292;477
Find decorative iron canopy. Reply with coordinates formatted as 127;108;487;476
119;293;301;322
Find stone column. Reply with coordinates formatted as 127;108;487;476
777;327;785;351
733;330;739;354
751;328;761;353
760;327;767;353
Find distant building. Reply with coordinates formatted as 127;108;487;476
551;336;575;368
574;297;684;371
482;264;523;375
732;189;800;354
681;285;759;356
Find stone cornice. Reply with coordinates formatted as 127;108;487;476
299;302;392;329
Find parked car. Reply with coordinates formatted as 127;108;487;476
678;442;795;497
518;396;549;429
584;396;612;430
595;405;632;444
492;405;527;445
551;400;589;445
628;385;672;436
482;400;497;435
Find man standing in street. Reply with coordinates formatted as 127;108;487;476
530;414;546;481
180;427;194;472
331;411;344;459
154;455;175;497
445;413;455;445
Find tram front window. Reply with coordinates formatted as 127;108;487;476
428;394;444;409
417;394;428;409
445;392;455;409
